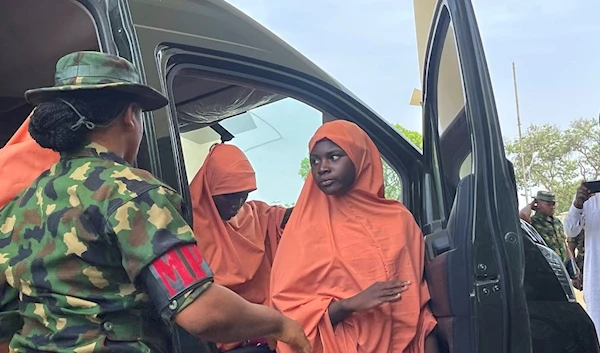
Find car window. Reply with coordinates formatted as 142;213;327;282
180;97;322;206
436;24;472;202
170;68;404;206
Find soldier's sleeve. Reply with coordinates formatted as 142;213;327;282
0;210;24;341
529;215;541;231
529;217;545;241
0;284;22;342
106;185;213;321
107;185;201;281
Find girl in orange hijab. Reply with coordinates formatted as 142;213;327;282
271;120;438;353
190;143;293;352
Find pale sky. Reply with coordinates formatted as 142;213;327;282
225;0;600;139
215;0;600;206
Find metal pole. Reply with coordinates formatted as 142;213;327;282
512;62;528;204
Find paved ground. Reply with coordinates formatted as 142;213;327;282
575;289;586;310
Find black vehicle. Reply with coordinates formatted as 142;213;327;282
0;0;597;352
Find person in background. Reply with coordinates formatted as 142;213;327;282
564;182;600;342
0;51;310;353
567;230;585;291
520;191;571;262
0;112;59;209
189;143;293;352
271;120;438;353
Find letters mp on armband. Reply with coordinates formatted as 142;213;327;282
148;244;213;298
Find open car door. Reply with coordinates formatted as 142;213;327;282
417;0;532;352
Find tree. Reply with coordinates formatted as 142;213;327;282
395;124;423;149
298;123;423;201
505;118;600;213
565;118;600;181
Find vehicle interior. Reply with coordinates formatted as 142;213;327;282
0;0;99;146
2;0;598;353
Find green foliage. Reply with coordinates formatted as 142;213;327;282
298;124;423;201
394;124;423;149
298;156;311;183
565;118;600;180
505;118;600;213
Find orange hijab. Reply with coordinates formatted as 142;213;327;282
271;121;436;353
190;143;286;306
0;111;60;209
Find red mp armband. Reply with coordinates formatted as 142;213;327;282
142;244;213;320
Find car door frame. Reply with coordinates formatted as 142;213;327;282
421;0;531;352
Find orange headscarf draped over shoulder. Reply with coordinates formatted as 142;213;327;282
271;121;436;353
190;143;286;304
0;111;60;209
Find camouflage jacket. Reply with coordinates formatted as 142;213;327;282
530;212;568;261
0;143;209;352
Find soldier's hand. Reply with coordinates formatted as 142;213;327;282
574;182;593;209
529;199;537;211
268;316;312;353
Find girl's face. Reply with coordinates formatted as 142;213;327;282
309;139;356;196
212;191;250;221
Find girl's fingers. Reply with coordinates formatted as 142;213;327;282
383;293;403;302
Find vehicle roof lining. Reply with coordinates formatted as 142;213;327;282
173;71;286;132
0;0;99;146
0;0;98;98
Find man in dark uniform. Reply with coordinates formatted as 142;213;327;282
0;51;310;353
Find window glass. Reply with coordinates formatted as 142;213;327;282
383;160;403;201
435;22;472;201
437;24;465;134
181;98;322;206
171;69;404;206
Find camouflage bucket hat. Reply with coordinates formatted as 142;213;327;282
24;51;168;112
535;190;556;202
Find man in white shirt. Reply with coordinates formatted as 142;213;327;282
564;182;599;340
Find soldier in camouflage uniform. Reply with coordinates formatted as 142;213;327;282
0;51;310;353
520;191;570;261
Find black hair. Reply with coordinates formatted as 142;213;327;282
28;91;137;153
